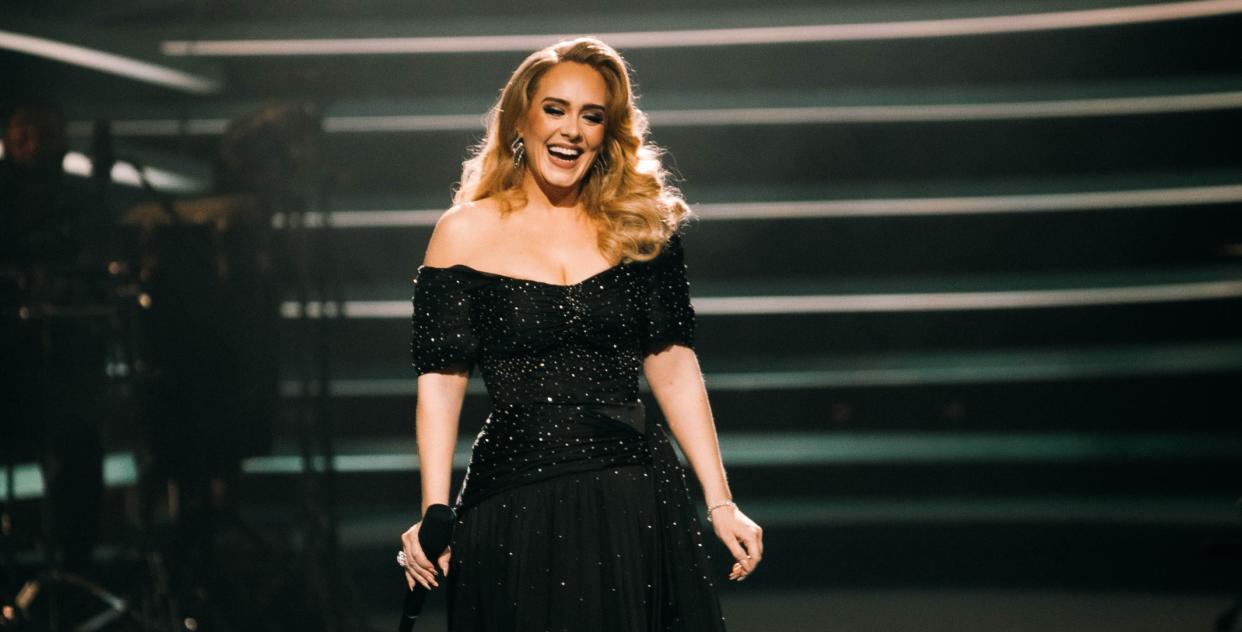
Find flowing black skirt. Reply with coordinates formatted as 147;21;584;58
445;400;728;631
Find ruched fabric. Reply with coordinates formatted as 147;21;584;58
640;232;696;356
410;231;726;631
410;263;480;376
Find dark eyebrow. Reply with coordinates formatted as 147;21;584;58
542;96;605;112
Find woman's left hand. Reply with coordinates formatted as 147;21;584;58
709;504;763;581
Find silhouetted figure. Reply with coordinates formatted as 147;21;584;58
1;102;107;574
120;104;315;625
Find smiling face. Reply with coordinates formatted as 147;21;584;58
517;61;608;195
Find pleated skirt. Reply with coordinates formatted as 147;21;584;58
444;461;728;632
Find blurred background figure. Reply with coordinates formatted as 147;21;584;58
122;104;312;495
2;102;108;576
119;103;315;629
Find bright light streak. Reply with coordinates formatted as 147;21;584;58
163;1;1242;56
280;277;1242;319
1;29;219;93
691;280;1242;314
1;140;207;193
269;184;1242;228
76;90;1242;139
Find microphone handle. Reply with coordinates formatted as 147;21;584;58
398;504;455;632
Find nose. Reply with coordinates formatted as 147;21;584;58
559;115;581;140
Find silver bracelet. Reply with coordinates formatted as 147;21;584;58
705;500;735;522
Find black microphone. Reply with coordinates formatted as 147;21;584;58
399;504;455;632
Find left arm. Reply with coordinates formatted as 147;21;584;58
643;344;731;509
644;343;764;581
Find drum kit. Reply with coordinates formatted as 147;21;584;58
4;103;365;631
1;197;278;631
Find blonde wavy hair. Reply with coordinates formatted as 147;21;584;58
451;36;694;264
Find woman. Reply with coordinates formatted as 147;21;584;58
401;37;762;631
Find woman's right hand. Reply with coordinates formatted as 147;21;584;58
401;520;452;590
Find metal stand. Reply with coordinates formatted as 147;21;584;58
284;147;368;632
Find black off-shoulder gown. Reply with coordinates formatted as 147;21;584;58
410;232;728;631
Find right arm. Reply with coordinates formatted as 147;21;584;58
402;204;479;589
416;370;467;513
404;368;466;589
416;202;480;511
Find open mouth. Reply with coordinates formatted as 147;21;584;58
547;145;583;168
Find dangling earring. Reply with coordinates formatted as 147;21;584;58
510;134;526;168
591;151;610;176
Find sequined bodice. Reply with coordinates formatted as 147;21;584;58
455;263;643;405
410;232;696;406
410;231;702;525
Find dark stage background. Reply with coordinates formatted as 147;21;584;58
2;1;1241;630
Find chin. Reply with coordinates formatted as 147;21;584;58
540;165;586;189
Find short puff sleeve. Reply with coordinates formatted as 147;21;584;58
643;231;697;355
410;267;479;376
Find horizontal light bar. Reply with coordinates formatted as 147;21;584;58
7;464;1232;526
693;279;1242;314
80;90;1242;138
1;452;137;501
279;341;1242;395
698;358;1242;389
208;432;1242;472
269;184;1242;228
281;278;1242;319
270;209;443;228
1;29;219;93
70;113;484;137
339;496;1241;531
649;91;1242;125
8;432;1240;502
692;184;1242;219
738;495;1242;527
162;1;1242;56
282;300;394;319
323;114;483;132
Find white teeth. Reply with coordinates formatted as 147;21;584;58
548;146;581;160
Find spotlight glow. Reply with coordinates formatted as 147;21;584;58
1;29;219;93
162;1;1242;56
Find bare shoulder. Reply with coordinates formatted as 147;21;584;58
422;198;502;267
